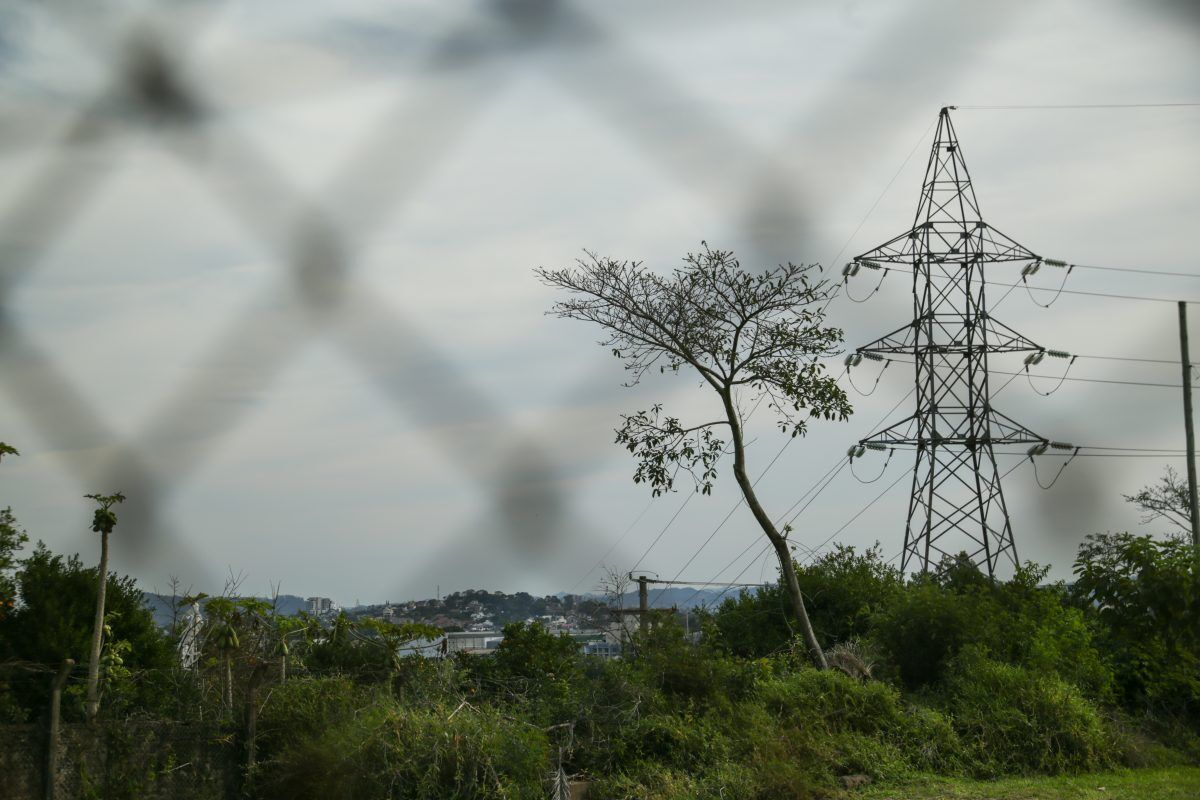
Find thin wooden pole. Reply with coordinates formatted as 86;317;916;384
637;576;649;633
1178;302;1200;562
46;659;74;800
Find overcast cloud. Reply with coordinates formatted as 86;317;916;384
1;0;1198;605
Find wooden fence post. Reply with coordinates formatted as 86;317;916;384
45;659;74;800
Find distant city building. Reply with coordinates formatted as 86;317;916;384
177;601;204;669
582;640;621;659
306;596;336;615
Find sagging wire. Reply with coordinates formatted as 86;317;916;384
1026;441;1081;490
842;260;888;303
847;442;895;484
1022;348;1078;396
1021;258;1075;308
844;351;890;396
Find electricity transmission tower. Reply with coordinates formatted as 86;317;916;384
851;106;1050;577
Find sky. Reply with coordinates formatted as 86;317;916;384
0;0;1198;605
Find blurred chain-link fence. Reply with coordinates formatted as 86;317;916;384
2;0;1196;600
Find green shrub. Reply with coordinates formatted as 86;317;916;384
755;667;963;779
1072;531;1200;721
870;578;971;687
706;545;902;658
256;676;368;750
871;561;1113;697
939;647;1116;776
255;696;550;800
631;620;767;707
626;712;730;770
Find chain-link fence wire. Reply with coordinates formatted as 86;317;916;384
3;1;1195;600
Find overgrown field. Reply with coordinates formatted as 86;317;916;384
2;521;1198;799
860;767;1200;799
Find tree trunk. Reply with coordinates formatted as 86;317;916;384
84;531;109;723
721;389;828;670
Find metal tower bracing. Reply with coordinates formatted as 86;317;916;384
852;106;1050;577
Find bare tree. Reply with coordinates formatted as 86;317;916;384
537;245;850;668
595;564;632;643
1124;465;1193;534
84;491;125;723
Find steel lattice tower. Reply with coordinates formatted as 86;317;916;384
851;107;1050;577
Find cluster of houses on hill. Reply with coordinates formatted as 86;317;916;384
357;595;629;659
166;589;637;666
396;628;624;659
348;589;611;633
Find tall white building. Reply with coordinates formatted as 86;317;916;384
177;601;203;669
306;596;335;615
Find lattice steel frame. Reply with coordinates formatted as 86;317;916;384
853;107;1048;577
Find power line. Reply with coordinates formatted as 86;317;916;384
648;438;790;607
646;578;769;588
711;546;777;606
799;465;915;565
1075;353;1197;367
1064;263;1200;280
609;394;773;582
629;491;693;574
860;354;1194;390
680;450;879;609
988;273;1195;305
569;497;654;592
995;452;1186;459
646;367;857;606
846;262;1200;305
678;457;852;610
781;459;852;530
825;117;938;271
958;103;1200;110
1015;372;1186;390
691;541;774;609
1079;445;1188;452
697;459;916;605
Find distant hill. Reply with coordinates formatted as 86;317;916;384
141;592;309;629
138;585;761;630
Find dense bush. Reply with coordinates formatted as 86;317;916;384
707;544;901;658
255;680;550;800
1071;532;1200;721
0;542;176;721
871;560;1112;697
939;647;1116;776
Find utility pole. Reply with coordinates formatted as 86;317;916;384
615;573;654;634
1178;302;1200;558
637;575;649;633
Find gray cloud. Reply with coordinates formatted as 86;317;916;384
0;0;1196;602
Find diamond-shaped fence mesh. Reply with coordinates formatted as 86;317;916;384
3;1;1191;602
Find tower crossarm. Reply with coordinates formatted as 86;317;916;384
857;322;917;355
856;410;1046;451
856;316;1042;356
851;222;1040;268
981;316;1043;353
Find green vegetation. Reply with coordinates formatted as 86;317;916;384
1;438;1198;797
860;767;1200;799
1;524;1198;797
